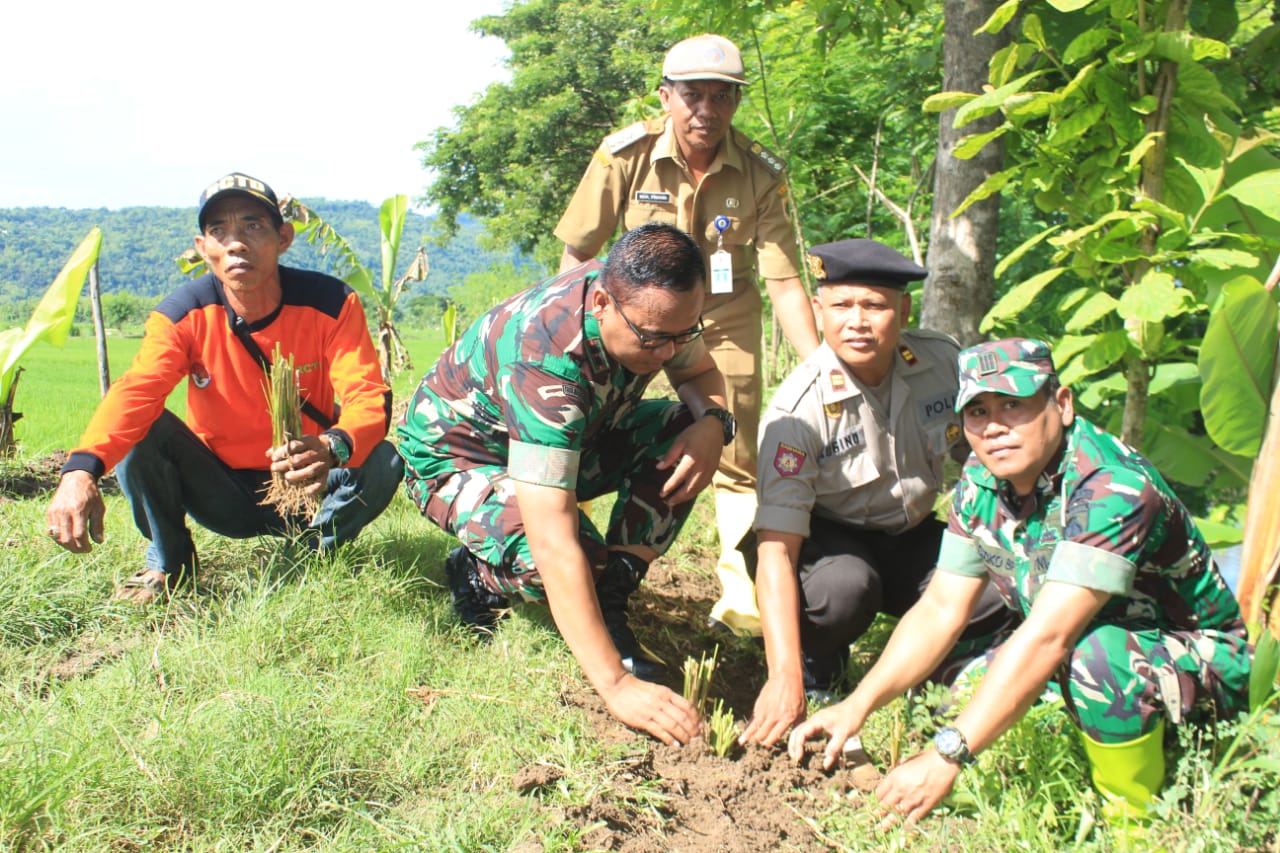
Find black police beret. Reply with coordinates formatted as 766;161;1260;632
805;238;926;290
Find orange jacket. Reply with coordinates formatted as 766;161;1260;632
65;266;391;477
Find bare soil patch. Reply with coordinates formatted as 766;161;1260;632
516;556;883;852
0;451;118;502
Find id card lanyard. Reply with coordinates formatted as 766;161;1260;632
710;215;733;294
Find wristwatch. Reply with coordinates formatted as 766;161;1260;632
934;726;975;766
321;431;352;468
702;407;737;447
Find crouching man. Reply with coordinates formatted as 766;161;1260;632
788;338;1249;828
397;223;733;747
45;172;403;602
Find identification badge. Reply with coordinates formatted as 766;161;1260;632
710;249;733;294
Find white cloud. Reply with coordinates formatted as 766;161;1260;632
0;0;510;209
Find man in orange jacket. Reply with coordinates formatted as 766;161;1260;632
45;172;403;602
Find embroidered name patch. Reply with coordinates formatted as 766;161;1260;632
773;443;806;477
819;426;865;461
635;191;672;204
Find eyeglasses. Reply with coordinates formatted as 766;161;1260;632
603;284;704;350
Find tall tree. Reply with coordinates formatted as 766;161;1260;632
419;0;679;266
920;0;1010;345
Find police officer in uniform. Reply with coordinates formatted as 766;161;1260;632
738;238;1010;748
555;33;820;636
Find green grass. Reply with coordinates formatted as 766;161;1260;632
3;328;1279;851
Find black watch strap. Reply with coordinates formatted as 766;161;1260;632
703;407;737;447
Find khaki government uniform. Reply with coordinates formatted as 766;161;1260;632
554;116;800;492
754;330;963;537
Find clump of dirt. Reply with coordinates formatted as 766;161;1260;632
513;555;885;852
0;451;118;502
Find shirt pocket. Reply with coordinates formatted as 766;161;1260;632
623;200;677;231
815;438;877;501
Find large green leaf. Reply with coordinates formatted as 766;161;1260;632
1064;290;1120;332
378;195;410;291
1250;630;1279;712
980;268;1064;331
1199;276;1278;456
1;228;102;400
1117;272;1194;324
1222;170;1280;222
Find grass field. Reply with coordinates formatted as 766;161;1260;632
2;329;1278;851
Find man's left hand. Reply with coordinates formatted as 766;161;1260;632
873;748;960;828
656;416;722;502
266;436;331;497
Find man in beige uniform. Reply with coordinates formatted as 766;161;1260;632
555;33;820;635
738;238;1011;748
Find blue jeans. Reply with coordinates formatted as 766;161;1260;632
115;411;404;575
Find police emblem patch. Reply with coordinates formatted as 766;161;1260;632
773;443;806;477
946;422;961;445
824;401;842;418
807;253;827;280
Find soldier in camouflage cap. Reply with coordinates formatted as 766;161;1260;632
789;336;1249;832
398;223;732;749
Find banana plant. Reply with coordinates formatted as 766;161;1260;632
0;228;102;455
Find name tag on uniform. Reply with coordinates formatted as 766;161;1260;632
710;249;733;294
635;191;671;204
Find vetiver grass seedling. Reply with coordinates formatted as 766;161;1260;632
261;344;317;517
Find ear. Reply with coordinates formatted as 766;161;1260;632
1055;385;1075;426
589;283;610;318
658;84;673;114
899;291;912;322
276;221;295;254
194;234;210;264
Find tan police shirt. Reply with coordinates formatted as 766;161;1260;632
553;117;800;314
754;329;964;538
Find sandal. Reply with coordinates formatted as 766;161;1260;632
112;570;179;604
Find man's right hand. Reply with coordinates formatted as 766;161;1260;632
739;674;807;748
599;673;701;747
46;470;106;553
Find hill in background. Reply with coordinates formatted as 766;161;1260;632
0;201;530;308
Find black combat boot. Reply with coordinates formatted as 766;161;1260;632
801;646;850;702
595;551;667;682
444;547;510;638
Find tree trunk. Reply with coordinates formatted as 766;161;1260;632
921;0;1009;345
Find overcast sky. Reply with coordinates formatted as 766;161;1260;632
1;0;510;210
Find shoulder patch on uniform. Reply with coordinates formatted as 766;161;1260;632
898;344;919;366
773;443;807;477
748;139;787;176
604;121;650;156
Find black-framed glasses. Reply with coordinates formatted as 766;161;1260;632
603;284;704;350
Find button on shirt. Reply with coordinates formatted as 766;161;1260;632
754;330;963;538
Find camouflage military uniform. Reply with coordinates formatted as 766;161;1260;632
938;416;1250;742
554;117;798;489
397;261;701;600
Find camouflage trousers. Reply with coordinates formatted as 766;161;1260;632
409;400;698;601
957;621;1250;743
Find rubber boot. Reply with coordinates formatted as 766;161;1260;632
1080;718;1166;845
444;547;510;639
708;490;762;636
596;551;666;682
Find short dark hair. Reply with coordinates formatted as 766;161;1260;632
600;223;704;302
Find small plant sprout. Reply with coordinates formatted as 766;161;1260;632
261;344;318;517
707;699;738;757
681;645;720;716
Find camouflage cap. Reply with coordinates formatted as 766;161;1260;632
661;34;747;85
198;172;283;231
955;338;1057;411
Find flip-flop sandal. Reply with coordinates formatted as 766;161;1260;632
113;570;177;604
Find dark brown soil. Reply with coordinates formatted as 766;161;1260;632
514;556;884;852
0;451;118;502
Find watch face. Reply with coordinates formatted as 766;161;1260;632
936;728;961;756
